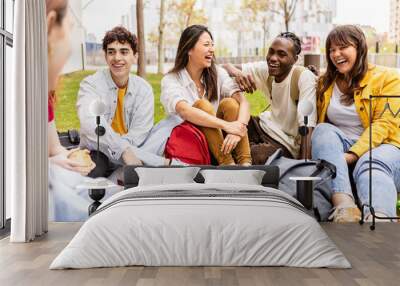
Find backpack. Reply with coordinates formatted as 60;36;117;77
58;129;80;150
265;149;336;221
165;122;211;165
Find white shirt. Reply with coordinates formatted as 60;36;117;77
242;61;317;158
161;66;241;116
326;83;364;141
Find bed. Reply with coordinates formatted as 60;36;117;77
50;165;350;269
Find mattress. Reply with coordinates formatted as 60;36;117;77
50;183;350;269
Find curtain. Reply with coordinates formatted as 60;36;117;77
8;0;48;242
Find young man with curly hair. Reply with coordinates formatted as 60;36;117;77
77;26;171;174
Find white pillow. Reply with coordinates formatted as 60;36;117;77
136;167;200;186
200;169;265;185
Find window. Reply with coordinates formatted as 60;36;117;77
1;0;14;233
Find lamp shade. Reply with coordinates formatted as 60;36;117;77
90;98;107;116
298;99;314;117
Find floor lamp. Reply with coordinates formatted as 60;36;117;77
290;100;322;216
87;99;107;215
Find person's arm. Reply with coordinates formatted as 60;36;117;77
121;82;154;147
231;91;250;125
76;78;131;161
221;63;243;76
221;63;256;93
349;70;400;158
48;121;66;157
48;121;95;175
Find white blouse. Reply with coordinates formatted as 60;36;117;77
160;66;241;116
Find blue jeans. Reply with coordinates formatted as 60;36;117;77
311;123;400;217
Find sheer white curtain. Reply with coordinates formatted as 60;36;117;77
8;0;48;242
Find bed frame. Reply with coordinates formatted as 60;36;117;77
123;165;280;189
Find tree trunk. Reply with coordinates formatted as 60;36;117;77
279;0;289;32
136;0;146;78
284;1;289;32
262;17;267;57
185;1;196;27
157;0;165;74
285;18;289;32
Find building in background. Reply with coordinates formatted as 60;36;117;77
130;4;137;34
202;0;336;57
121;14;130;30
290;0;336;53
80;0;337;67
390;0;400;43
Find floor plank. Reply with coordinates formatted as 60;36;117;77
0;222;399;286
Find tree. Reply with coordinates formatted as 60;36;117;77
271;0;299;32
136;0;146;78
168;0;208;34
241;0;270;56
148;0;207;71
157;0;166;74
225;3;258;57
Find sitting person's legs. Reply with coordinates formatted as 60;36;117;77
193;99;234;165
311;123;361;222
353;144;400;220
216;98;251;165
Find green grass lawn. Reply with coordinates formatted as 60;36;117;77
55;70;268;132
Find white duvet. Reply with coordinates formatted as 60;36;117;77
50;183;350;269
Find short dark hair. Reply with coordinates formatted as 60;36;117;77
277;32;302;56
102;26;138;54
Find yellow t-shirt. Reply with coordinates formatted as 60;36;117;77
111;87;128;135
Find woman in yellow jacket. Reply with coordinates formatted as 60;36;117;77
312;25;400;222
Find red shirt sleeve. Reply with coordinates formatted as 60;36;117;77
48;97;54;122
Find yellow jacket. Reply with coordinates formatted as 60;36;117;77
317;64;400;157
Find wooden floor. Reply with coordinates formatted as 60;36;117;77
0;222;399;286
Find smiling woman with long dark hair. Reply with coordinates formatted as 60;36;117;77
312;25;400;222
161;25;251;165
